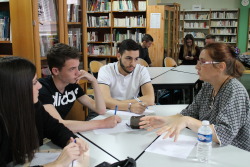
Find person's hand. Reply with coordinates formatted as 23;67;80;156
102;115;122;128
185;56;190;60
156;115;187;142
52;142;82;167
69;137;89;154
139;116;167;130
130;102;147;114
76;70;96;83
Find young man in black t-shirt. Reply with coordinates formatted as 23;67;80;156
139;34;154;66
38;43;121;132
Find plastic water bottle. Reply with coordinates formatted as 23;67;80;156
197;120;212;163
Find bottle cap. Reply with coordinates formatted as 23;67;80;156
202;120;210;126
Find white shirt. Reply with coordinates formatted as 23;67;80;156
97;62;151;100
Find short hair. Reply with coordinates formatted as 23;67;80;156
142;34;154;42
46;43;80;72
206;34;215;40
118;39;140;55
0;56;39;164
203;43;245;78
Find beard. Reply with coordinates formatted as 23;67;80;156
119;59;134;74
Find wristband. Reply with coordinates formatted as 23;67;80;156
128;103;132;112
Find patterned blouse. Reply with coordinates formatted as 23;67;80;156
181;78;250;151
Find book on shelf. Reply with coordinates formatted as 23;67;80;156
88;44;111;55
113;15;146;27
68;28;81;51
0;11;10;41
88;0;111;12
87;15;110;27
67;0;81;22
38;0;57;22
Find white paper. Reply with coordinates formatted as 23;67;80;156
146;134;197;159
106;109;155;117
150;13;161;28
30;152;81;166
93;120;136;134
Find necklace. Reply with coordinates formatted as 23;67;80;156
209;76;231;109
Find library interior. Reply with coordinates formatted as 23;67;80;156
0;0;250;166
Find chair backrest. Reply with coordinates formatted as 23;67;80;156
137;58;149;67
89;61;104;77
164;57;177;67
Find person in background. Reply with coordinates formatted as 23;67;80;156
205;34;216;45
0;56;88;166
38;43;121;133
140;43;250;152
179;34;200;65
98;39;155;114
139;34;154;66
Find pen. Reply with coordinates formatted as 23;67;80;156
72;139;76;167
114;105;118;115
134;97;148;109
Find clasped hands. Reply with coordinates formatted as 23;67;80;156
139;114;188;142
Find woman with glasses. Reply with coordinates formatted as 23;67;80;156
140;43;250;151
179;34;201;65
0;57;88;166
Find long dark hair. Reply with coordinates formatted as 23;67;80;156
183;34;197;57
0;56;39;164
203;43;245;78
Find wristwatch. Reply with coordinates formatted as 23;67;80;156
128;103;132;112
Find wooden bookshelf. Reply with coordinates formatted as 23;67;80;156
83;0;147;70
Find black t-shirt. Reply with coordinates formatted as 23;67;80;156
0;102;76;166
38;76;85;118
139;45;152;65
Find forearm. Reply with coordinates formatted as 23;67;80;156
105;98;136;110
91;81;106;114
136;95;155;106
184;116;219;143
62;119;106;133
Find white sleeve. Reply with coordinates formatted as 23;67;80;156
139;66;151;86
97;66;111;86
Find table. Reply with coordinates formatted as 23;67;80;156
151;70;199;104
172;65;197;74
146;67;173;79
136;105;250;167
77;105;250;167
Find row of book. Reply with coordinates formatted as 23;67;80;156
114;16;146;27
87;0;111;12
184;22;208;29
39;34;58;57
68;28;82;51
184;13;210;20
215;36;237;43
194;41;205;47
184;32;206;38
211;12;238;19
113;29;144;43
67;0;81;22
210;20;238;27
88;44;111;55
112;0;146;11
0;16;10;41
87;32;112;42
87;15;110;27
210;28;237;34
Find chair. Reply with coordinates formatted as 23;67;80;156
89;60;104;78
164;57;177;67
137;58;149;67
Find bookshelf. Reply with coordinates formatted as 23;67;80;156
83;0;147;70
181;9;210;48
210;9;239;45
0;0;12;56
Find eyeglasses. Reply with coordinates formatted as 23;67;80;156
197;60;221;66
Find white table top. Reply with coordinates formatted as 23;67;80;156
151;70;199;85
146;67;173;79
172;65;198;74
137;105;250;167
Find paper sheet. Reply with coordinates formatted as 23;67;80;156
93;120;136;134
145;134;197;159
30;152;81;166
106;109;155;117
